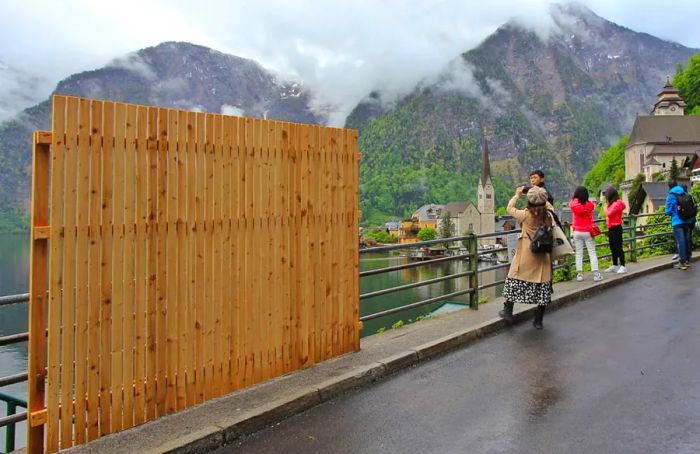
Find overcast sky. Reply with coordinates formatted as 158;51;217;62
1;0;700;123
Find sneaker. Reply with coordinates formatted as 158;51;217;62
673;262;682;269
679;262;690;271
576;272;584;281
671;254;679;261
616;265;627;274
593;271;603;282
604;265;619;273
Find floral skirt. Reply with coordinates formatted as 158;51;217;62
503;277;553;306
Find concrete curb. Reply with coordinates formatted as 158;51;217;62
61;255;695;454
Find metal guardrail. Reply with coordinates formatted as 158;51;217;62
0;391;27;453
358;212;687;323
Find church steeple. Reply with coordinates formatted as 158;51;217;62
652;77;686;115
479;137;492;185
477;137;495;242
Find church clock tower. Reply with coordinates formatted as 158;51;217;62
477;138;495;242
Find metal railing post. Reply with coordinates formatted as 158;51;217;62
468;234;479;309
630;215;638;263
6;402;17;453
563;224;574;280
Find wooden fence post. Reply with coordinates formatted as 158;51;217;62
27;131;52;454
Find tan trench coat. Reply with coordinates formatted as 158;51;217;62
506;195;553;283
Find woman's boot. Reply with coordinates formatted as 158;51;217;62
499;301;514;322
533;305;546;330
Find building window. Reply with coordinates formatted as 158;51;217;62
486;194;492;199
468;223;473;231
640;153;645;167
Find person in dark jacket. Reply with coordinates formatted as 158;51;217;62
529;170;554;205
665;181;693;270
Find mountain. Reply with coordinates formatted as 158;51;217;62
351;3;699;224
0;61;47;123
0;42;321;231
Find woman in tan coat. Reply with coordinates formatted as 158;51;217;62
498;185;554;329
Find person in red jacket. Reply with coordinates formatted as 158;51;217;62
569;186;602;281
604;186;627;273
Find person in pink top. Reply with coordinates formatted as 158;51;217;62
604;186;627;273
569;186;602;282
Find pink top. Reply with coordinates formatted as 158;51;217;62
605;200;626;227
569;199;595;232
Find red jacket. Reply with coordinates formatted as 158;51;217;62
605;200;626;227
569;199;595;232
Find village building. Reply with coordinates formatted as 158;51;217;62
398;139;497;244
622;79;700;214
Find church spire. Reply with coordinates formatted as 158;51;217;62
480;137;492;185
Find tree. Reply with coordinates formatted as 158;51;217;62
439;212;455;239
669;157;681;182
582;136;628;194
417;227;437;241
673;54;700;115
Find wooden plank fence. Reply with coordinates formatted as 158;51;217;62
26;95;361;453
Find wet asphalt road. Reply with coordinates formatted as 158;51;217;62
215;266;700;454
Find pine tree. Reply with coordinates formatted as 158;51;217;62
669;157;681;182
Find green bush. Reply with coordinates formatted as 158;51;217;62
417;227;437;241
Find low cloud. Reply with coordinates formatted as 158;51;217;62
221;104;245;117
1;0;700;125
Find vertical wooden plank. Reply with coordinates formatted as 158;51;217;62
339;129;350;354
280;122;294;373
59;96;79;449
27;130;50;453
203;113;215;398
134;105;148;425
211;114;223;396
86;100;103;442
232;116;244;391
350;130;361;350
329;128;340;357
99;101;114;436
165;109;179;414
259;119;271;382
252;118;264;384
110;102;126;433
271;121;283;377
243;117;255;387
145;107;159;420
185;111;197;406
73;98;91;445
46;96;66;453
297;123;310;369
221;115;233;393
122;104;137;429
156;108;168;416
194;112;206;403
310;125;322;365
176;109;188;410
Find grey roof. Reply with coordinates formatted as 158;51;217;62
628;116;700;145
630;182;670;214
645;156;662;166
413;204;445;221
443;201;475;216
647;144;700;156
642;182;670;204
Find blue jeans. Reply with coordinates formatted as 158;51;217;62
672;224;692;264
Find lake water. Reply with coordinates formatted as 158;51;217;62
0;234;505;449
0;234;30;450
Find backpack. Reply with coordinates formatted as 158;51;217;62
676;192;697;221
529;222;554;253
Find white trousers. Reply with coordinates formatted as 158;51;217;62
572;230;599;272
